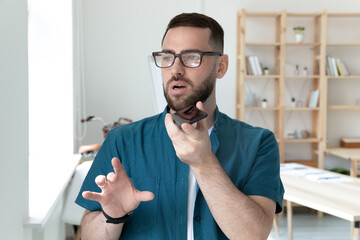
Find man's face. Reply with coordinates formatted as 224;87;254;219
161;27;218;111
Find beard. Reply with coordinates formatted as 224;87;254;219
163;69;216;111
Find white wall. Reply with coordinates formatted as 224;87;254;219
78;0;360;169
0;0;30;239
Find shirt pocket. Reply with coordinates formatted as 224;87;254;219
124;176;160;233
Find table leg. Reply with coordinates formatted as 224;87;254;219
287;200;293;240
351;160;356;178
353;221;359;240
273;216;279;236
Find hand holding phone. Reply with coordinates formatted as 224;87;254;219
172;105;208;127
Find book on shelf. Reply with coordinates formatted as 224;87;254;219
245;57;256;75
306;89;320;107
326;56;334;76
328;56;339;76
253;56;263;75
246;56;263;75
335;58;350;76
331;57;339;76
326;56;350;76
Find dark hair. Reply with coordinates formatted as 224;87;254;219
161;13;224;53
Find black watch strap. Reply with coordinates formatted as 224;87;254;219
101;208;133;224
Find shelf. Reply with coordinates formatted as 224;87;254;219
243;106;320;111
244;106;279;111
286;75;320;79
237;10;360;167
327;105;360;110
327;43;360;47
245;75;280;79
285;107;320;111
244;12;281;17
284;138;320;143
327;76;360;80
286;42;321;47
286;12;322;17
327;13;360;17
246;42;280;47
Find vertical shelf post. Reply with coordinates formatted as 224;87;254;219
318;10;328;169
278;9;287;163
236;9;247;121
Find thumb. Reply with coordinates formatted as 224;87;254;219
196;101;205;111
137;190;155;202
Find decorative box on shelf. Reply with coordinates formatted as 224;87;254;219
340;138;360;148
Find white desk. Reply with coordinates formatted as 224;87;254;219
326;148;360;177
25;154;81;229
281;163;360;240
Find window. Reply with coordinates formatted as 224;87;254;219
27;0;76;220
28;0;74;157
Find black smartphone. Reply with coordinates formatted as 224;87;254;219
172;105;208;127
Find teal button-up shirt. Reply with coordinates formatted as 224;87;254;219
76;107;284;239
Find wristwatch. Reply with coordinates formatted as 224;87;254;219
101;208;133;224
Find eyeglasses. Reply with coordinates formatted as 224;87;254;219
152;50;222;68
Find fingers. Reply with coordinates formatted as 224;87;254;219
136;190;155;202
106;172;117;183
83;175;107;203
112;157;124;174
180;122;196;135
165;112;196;135
95;175;107;188
165;113;205;143
196;101;205;111
95;158;124;185
82;191;102;202
164;113;181;138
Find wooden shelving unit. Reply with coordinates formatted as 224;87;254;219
236;10;360;168
323;13;360;159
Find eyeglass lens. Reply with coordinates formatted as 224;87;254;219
155;52;201;68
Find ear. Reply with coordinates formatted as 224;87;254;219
215;54;229;79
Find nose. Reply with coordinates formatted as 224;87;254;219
170;56;185;78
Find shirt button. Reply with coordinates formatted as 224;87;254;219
195;216;200;221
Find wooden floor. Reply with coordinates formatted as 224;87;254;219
268;212;358;240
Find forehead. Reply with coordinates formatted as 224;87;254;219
162;26;212;52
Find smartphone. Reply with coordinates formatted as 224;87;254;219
172;105;208;127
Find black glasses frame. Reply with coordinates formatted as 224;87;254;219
152;50;222;68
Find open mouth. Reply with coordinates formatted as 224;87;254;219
173;84;186;90
170;80;187;90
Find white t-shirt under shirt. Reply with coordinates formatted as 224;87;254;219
187;127;213;240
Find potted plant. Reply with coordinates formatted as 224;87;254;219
263;67;270;75
293;26;305;43
261;98;268;108
294;64;300;75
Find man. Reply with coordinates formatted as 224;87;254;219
76;13;284;240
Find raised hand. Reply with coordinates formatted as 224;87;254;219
82;157;154;218
165;101;214;167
